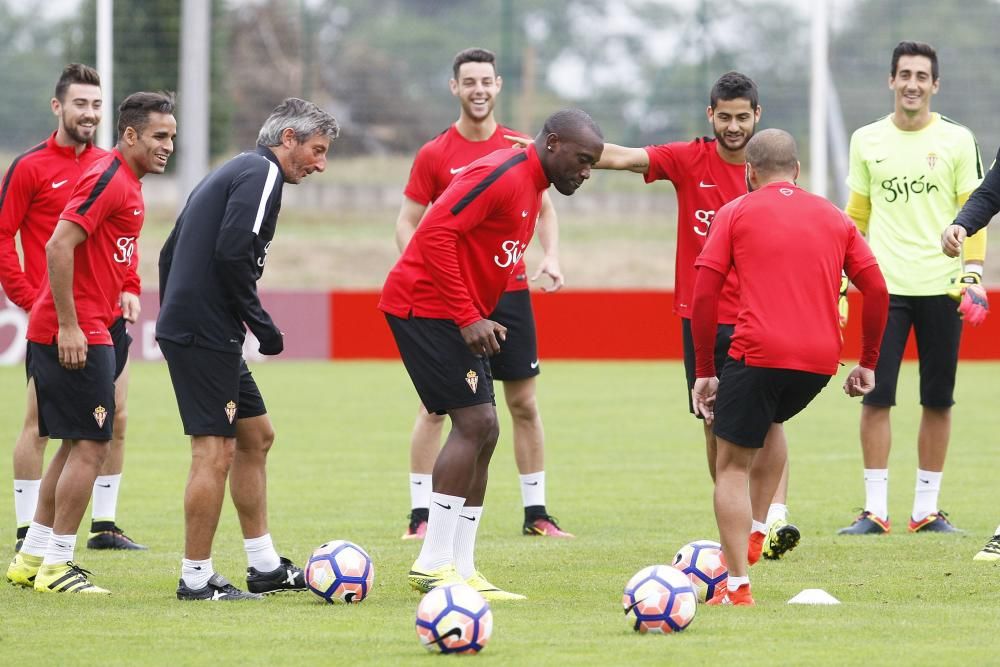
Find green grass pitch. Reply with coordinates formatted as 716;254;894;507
1;360;998;665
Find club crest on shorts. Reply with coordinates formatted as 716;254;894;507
465;370;479;394
93;405;108;428
225;400;237;424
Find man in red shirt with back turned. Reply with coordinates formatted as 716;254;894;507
381;108;603;600
0;64;146;553
691;129;889;605
6;92;176;595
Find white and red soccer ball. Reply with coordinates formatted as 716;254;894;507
623;565;698;634
415;583;493;654
304;540;374;604
672;539;728;603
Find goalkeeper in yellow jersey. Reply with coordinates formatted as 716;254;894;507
839;41;986;536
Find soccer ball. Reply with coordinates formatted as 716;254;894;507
304;540;374;603
415;583;493;654
672;539;728;603
622;565;697;634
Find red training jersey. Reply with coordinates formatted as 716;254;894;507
27;149;145;346
0;133;138;312
403;123;531;292
380;144;549;328
695;182;879;375
644;137;744;323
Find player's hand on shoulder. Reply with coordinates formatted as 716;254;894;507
691;377;719;424
941;224;967;258
57;324;88;370
843;365;875;397
504;135;531;150
460;318;507;357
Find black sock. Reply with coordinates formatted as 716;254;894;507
524;505;547;522
16;525;28;539
409;507;429;523
91;520;116;533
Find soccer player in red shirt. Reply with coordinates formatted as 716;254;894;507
524;72;799;560
0;64;146;553
690;129;889;605
381;108;603;599
6;92;176;594
396;48;571;541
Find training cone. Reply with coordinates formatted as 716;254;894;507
787;589;840;605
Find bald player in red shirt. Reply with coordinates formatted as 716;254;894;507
6;92;176;595
0;64;145;553
690;129;889;606
381;108;603;601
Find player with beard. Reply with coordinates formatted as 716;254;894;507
0;64;146;556
396;48;571;542
514;72;800;561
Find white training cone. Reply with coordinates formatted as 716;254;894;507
787;589;840;605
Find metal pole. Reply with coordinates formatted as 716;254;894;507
96;0;113;149
178;0;212;204
500;0;513;124
809;0;829;196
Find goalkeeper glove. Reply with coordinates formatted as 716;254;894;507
838;274;849;329
949;272;989;326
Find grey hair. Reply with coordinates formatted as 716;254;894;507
256;97;340;147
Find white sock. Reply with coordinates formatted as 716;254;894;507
21;521;52;558
766;503;788;526
414;492;465;571
91;473;122;523
42;533;77;566
244;533;281;572
912;469;943;522
863;468;889;521
727;575;750;591
751;520;767;535
13;479;41;528
409;473;432;510
519;471;546;508
454;506;484;579
182;558;213;590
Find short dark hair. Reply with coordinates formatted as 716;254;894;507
55;63;101;102
452;48;497;80
710;71;759;110
891;41;938;81
117;91;175;137
540;108;604;142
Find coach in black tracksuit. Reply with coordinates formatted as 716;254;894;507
156;98;339;602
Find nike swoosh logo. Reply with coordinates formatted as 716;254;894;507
875;158;887;163
51;179;68;189
459;514;476;521
434;502;452;510
624;598;644;615
919;479;930;484
530;360;539;369
524;481;538;486
429;627;463;646
449;166;466;174
14;488;23;493
192;566;202;570
699;181;716;188
412;481;423;485
522;210;528;217
133;209;142;215
97;483;112;488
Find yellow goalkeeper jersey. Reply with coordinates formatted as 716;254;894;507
846;113;983;296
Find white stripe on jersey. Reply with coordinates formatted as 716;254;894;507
251;161;279;235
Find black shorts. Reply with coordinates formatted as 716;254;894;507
862;294;961;408
681;318;735;417
28;342;116;441
108;316;133;380
712;357;831;449
24;317;131;383
385;313;496;415
158;339;267;437
487;289;540;382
